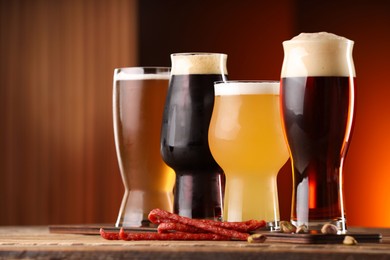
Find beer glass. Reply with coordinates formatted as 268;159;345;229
113;67;175;227
160;53;227;220
280;32;355;233
209;81;289;230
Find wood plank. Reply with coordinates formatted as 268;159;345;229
1;226;390;259
255;231;382;244
47;224;382;244
49;224;156;235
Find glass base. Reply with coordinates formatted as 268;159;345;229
174;172;224;220
291;218;347;234
115;189;173;228
115;209;147;228
266;220;281;232
116;218;155;228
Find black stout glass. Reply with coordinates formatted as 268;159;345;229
160;53;228;220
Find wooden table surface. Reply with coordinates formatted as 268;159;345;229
0;226;389;259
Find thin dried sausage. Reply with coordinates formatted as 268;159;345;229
119;228;229;241
100;228;120;240
149;209;262;240
157;222;203;233
100;209;266;241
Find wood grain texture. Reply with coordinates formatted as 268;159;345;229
0;0;137;225
0;227;389;259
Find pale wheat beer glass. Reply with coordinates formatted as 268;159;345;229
209;81;289;230
280;32;356;233
113;67;175;227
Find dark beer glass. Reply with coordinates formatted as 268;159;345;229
160;53;228;220
280;33;355;233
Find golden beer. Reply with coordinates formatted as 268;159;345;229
209;81;288;228
113;67;175;227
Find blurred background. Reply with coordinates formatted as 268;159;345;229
1;0;389;227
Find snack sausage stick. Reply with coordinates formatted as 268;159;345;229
148;208;250;240
100;228;120;240
197;218;266;232
149;208;265;232
101;209;266;241
119;228;230;241
157;222;203;233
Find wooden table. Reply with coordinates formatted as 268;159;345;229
0;226;389;259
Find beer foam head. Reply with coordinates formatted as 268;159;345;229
214;81;279;96
171;53;228;75
114;67;170;80
281;32;355;77
291;32;348;41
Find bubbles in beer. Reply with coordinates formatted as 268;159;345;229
281;32;355;77
214;81;279;96
170;53;228;75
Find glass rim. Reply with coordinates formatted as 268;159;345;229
171;52;227;57
283;39;354;44
214;80;279;85
114;67;170;81
114;66;170;72
214;80;280;95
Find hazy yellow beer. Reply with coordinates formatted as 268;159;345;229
209;81;288;229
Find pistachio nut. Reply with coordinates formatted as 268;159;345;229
280;221;297;233
343;235;358;245
321;223;338;234
247;233;267;243
296;224;309;234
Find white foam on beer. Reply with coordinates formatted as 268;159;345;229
170;53;228;75
281;32;355;77
291;32;348;41
214;81;279;96
114;68;170;81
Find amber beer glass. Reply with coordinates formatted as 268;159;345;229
113;67;175;227
160;53;227;220
209;81;289;229
280;32;356;232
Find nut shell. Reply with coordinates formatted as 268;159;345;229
247;233;267;243
280;221;297;233
296;225;309;233
343;235;358;245
321;223;338;234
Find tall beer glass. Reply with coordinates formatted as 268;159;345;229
113;67;175;227
209;81;289;229
280;32;355;232
160;53;227;220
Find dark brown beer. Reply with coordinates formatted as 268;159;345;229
281;76;355;223
280;32;356;232
160;53;227;220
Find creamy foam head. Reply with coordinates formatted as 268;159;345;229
281;32;355;77
114;67;170;80
171;53;228;75
291;32;349;42
214;81;279;96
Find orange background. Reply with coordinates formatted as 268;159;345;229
1;0;389;227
